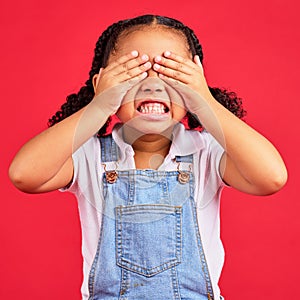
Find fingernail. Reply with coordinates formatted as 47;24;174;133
164;51;171;57
141;72;148;79
131;50;138;57
141;54;149;61
153;63;160;70
155;56;162;62
144;62;151;68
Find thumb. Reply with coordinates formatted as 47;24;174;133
93;68;103;94
160;75;195;98
161;76;202;114
124;71;148;89
193;55;204;74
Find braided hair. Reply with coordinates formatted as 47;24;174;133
48;15;246;135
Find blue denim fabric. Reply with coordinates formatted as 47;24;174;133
88;136;214;300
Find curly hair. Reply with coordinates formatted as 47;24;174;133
48;14;246;135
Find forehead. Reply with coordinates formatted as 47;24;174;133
111;27;191;60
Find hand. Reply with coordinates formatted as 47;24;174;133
153;51;214;115
92;51;152;115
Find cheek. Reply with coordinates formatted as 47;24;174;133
116;102;135;122
172;103;187;121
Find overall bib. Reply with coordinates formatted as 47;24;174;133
88;135;214;300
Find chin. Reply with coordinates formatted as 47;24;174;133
122;118;177;138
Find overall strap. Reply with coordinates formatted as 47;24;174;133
175;154;193;164
99;135;120;163
100;135;193;165
175;154;193;184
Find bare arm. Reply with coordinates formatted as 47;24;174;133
154;52;287;195
197;96;287;195
9;105;107;193
9;51;151;193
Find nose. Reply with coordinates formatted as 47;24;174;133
139;77;166;94
147;68;159;78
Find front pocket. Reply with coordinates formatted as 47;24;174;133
115;204;182;277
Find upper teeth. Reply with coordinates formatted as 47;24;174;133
139;103;167;114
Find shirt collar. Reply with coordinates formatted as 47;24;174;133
112;124;134;158
168;123;205;159
112;123;205;159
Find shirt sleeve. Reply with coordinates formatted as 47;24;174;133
59;136;100;194
203;131;226;184
195;131;227;208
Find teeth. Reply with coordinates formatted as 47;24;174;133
139;102;167;114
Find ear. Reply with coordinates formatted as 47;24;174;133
92;69;103;92
92;74;98;92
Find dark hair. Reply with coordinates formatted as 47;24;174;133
48;14;246;135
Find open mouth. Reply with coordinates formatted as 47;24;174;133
136;101;170;115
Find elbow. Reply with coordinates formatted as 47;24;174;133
271;168;288;193
258;167;288;196
8;163;35;193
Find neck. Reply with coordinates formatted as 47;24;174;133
122;125;173;169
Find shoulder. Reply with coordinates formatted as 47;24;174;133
180;128;225;175
172;124;222;155
65;135;101;193
74;135;100;158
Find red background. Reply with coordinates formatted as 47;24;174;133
1;0;299;299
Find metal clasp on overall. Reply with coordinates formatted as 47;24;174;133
177;162;192;184
102;163;118;184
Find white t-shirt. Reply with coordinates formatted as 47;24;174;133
63;123;226;300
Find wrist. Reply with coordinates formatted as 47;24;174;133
90;94;118;117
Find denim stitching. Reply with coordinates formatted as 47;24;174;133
116;205;182;277
100;135;120;162
119;267;130;299
171;266;181;300
92;135;214;299
175;155;193;163
189;175;214;299
128;172;135;206
88;216;105;299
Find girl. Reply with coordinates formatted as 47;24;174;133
9;15;287;300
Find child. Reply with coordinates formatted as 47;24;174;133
9;15;287;300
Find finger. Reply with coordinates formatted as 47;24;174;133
125;71;148;87
104;50;139;71
154;54;193;76
116;61;151;83
159;75;196;99
115;54;150;76
153;63;190;84
120;73;149;105
193;55;204;74
96;61;149;95
106;51;150;76
113;71;149;96
104;52;151;83
164;51;199;69
161;51;203;76
163;80;186;109
159;74;182;87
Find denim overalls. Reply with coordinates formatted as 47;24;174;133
88;135;214;300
